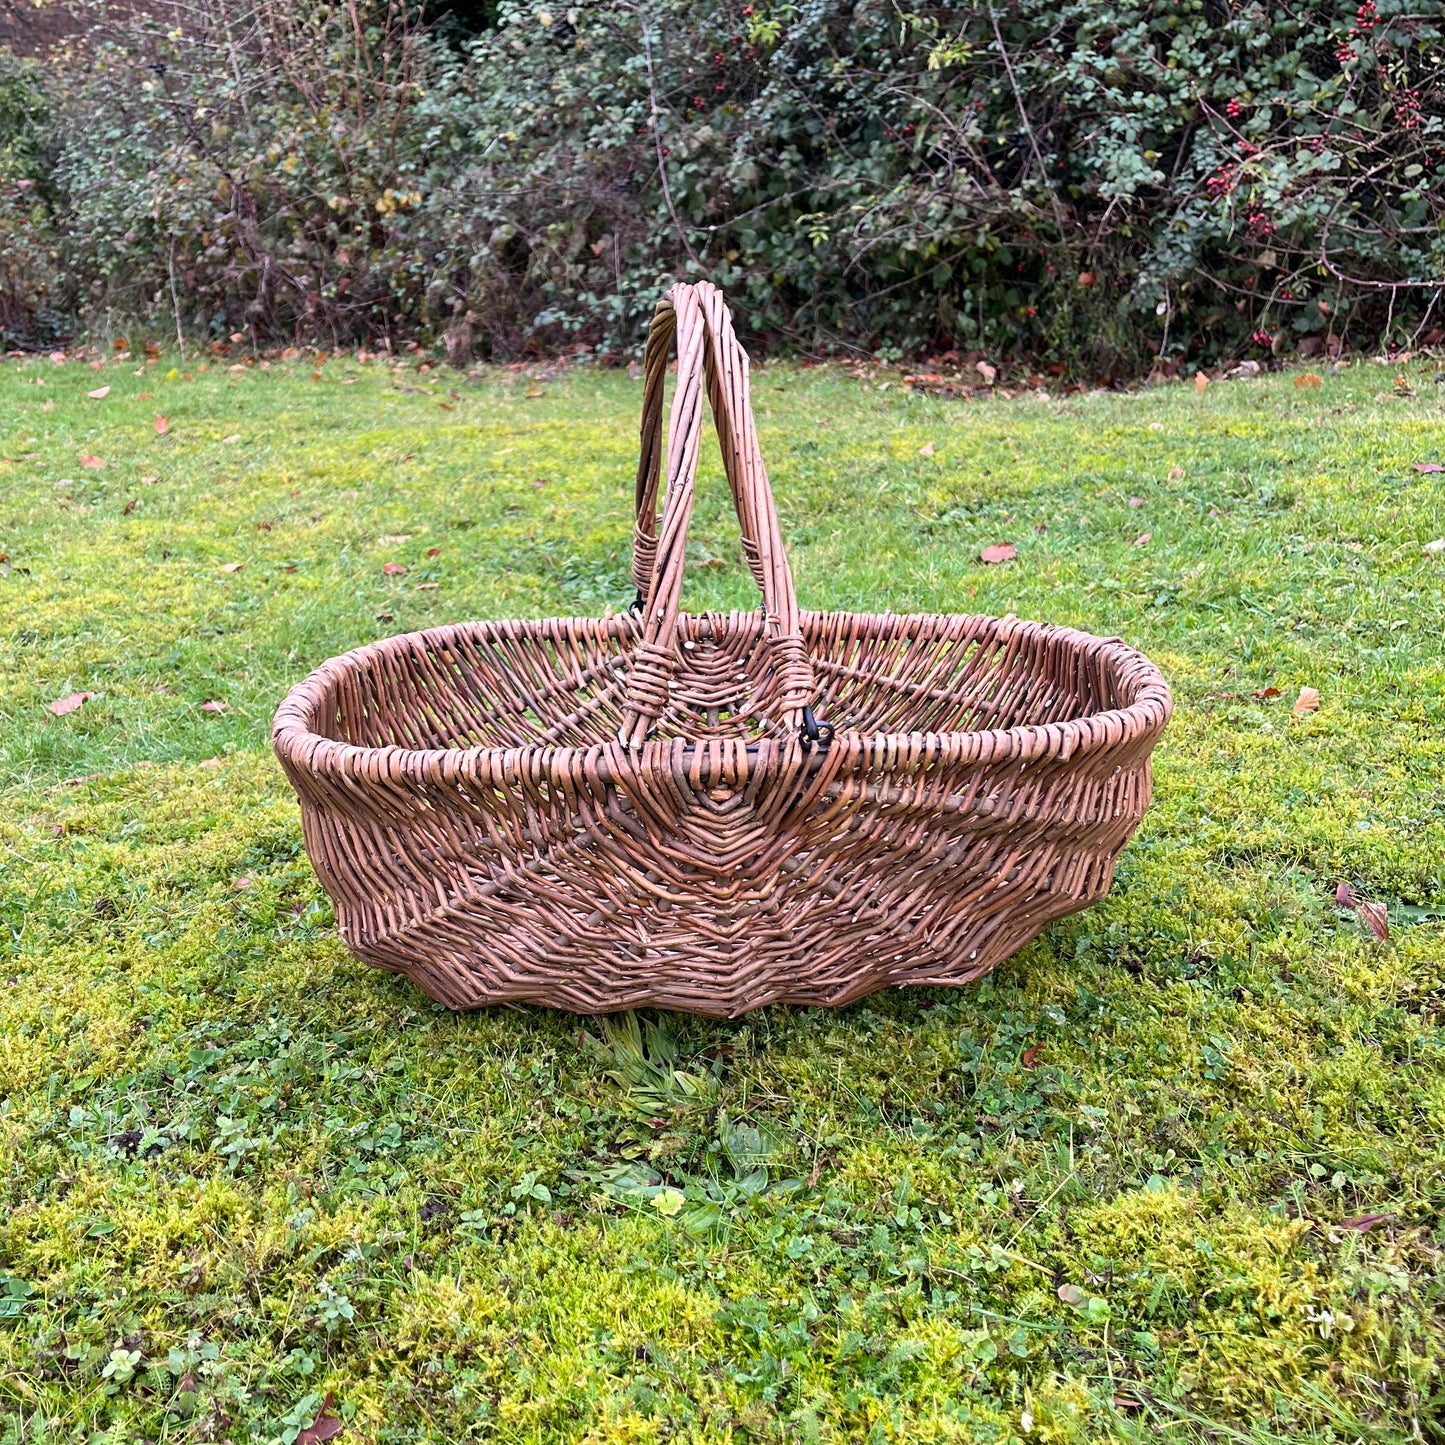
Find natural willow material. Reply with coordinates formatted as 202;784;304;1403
274;282;1173;1016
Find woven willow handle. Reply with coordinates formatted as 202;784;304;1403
618;282;820;748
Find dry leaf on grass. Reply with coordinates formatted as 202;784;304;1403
1295;373;1323;389
86;385;110;399
1413;462;1445;474
1424;539;1445;554
425;546;440;557
199;699;230;714
979;542;1017;564
382;561;408;575
376;534;411;545
296;1395;343;1445
1167;465;1184;481
1021;1045;1040;1069
1339;1213;1391;1232
1194;372;1209;393
1252;686;1282;699
1356;899;1390;941
222;433;241;445
220;562;243;573
918;442;935;457
1133;532;1152;547
155;414;169;436
79;454;104;469
1293;685;1320;714
1335;882;1390;941
47;691;96;717
415;582;439;591
975;361;996;386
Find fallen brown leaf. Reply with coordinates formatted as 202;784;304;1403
1077;270;1096;288
80;454;104;469
1357;899;1390;941
220;562;244;574
122;499;137;515
1412;462;1444;474
415;582;439;591
86;385;111;399
1133;532;1152;547
296;1395;343;1445
47;691;96;717
1335;882;1390;942
1128;497;1145;507
918;442;935;457
1339;1213;1391;1232
1195;372;1209;394
1293;685;1320;714
1167;465;1184;481
1295;372;1323;389
199;699;230;714
979;542;1017;564
531;477;549;488
1252;686;1282;699
975;361;997;386
155;414;169;436
382;562;408;575
1021;1045;1040;1069
425;546;440;557
222;433;241;445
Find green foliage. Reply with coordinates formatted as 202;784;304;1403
0;0;1443;369
0;350;1444;1438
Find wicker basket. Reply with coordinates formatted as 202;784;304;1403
273;282;1172;1017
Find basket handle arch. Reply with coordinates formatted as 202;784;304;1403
619;282;828;750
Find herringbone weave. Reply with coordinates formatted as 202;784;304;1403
273;282;1172;1015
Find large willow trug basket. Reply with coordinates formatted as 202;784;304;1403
274;282;1172;1017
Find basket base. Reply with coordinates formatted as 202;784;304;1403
342;852;1118;1016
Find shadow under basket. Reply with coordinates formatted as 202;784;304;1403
273;283;1172;1017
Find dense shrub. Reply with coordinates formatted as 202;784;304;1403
0;0;1442;372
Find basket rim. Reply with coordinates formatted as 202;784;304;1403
272;609;1173;781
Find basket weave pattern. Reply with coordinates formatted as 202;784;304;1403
274;283;1172;1016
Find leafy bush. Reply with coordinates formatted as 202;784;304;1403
1;0;1442;372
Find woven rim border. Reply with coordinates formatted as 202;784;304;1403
272;613;1174;788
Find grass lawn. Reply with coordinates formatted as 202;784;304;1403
1;346;1443;1444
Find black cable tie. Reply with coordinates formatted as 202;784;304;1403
800;704;834;752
